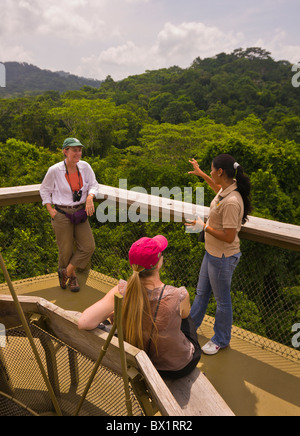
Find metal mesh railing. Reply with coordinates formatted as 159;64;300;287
0;201;299;362
0;324;143;416
91;219;300;361
0;391;39;416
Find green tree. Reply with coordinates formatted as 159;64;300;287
50;98;130;157
161;97;198;124
148;92;173;121
0;138;61;186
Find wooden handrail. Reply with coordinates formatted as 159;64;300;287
0;183;299;251
0;184;41;206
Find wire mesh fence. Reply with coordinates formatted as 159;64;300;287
0;200;299;362
0;323;143;416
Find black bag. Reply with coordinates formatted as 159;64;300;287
198;230;205;243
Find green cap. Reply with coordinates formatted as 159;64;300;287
62;138;84;149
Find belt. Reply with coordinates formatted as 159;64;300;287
55;204;85;210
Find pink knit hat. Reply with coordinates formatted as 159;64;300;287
129;235;168;270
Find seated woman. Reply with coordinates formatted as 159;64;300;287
78;235;201;379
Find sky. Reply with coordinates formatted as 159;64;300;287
0;0;299;81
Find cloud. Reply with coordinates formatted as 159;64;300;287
153;22;243;63
78;19;300;81
259;29;300;64
79;41;147;79
37;0;107;41
97;41;144;66
124;0;150;3
0;43;33;64
0;0;107;42
78;21;244;80
0;1;298;81
0;0;109;64
0;0;36;36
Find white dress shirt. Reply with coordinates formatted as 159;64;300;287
40;160;99;207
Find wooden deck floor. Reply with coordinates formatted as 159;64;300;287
0;270;299;417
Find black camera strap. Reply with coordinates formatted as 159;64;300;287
64;160;82;193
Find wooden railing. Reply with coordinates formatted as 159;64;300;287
0;183;299;251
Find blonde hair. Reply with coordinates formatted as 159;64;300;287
122;265;157;351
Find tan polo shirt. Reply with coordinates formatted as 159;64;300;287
205;181;244;258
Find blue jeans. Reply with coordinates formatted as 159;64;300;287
190;251;241;348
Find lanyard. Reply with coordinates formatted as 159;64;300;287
64;160;81;192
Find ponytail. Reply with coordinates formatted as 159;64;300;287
235;165;252;224
122;265;157;350
212;154;252;224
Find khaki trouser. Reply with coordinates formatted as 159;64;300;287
51;206;95;270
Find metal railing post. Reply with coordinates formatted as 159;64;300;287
0;253;63;416
74;293;132;416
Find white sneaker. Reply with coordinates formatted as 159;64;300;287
201;340;221;355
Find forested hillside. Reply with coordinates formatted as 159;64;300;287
0;48;299;346
0;62;102;97
0;47;299;224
